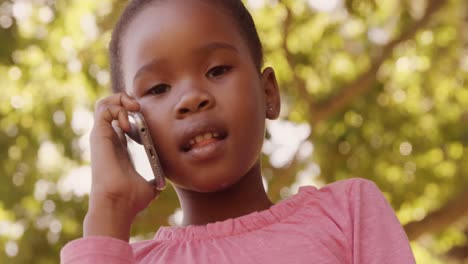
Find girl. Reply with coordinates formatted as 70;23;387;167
61;0;415;263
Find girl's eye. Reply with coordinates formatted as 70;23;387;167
148;84;170;95
207;65;232;78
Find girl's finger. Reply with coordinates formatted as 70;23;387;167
111;120;128;148
120;93;140;111
95;104;131;131
95;92;140;112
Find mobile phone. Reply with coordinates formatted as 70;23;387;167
126;112;166;191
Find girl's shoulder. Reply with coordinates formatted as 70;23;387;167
295;177;389;216
296;178;415;263
299;177;383;200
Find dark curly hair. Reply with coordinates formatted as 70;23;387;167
109;0;264;93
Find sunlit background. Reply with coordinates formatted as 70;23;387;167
1;0;467;263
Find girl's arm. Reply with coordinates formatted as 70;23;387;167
60;236;134;264
61;93;160;263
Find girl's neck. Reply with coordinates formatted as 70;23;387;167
175;162;273;226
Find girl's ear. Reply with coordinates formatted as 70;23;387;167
261;67;281;120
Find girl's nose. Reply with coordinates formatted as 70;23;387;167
175;88;215;118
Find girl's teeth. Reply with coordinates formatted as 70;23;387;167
191;133;215;145
195;135;204;143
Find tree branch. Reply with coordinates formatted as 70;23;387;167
280;3;316;125
404;188;468;240
445;232;468;261
310;0;447;125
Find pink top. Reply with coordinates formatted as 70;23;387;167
60;178;415;263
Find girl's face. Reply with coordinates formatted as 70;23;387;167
120;0;279;192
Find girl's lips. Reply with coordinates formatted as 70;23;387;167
177;118;229;161
191;137;219;148
181;131;227;152
185;135;227;162
178;119;228;152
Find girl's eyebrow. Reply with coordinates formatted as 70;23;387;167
194;41;238;56
133;41;238;83
133;57;167;84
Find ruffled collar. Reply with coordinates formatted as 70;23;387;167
154;186;316;241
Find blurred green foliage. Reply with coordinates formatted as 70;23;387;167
0;0;467;263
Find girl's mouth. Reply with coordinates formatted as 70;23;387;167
182;131;226;152
179;121;228;153
180;128;228;161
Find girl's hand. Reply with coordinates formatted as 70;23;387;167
84;92;160;241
